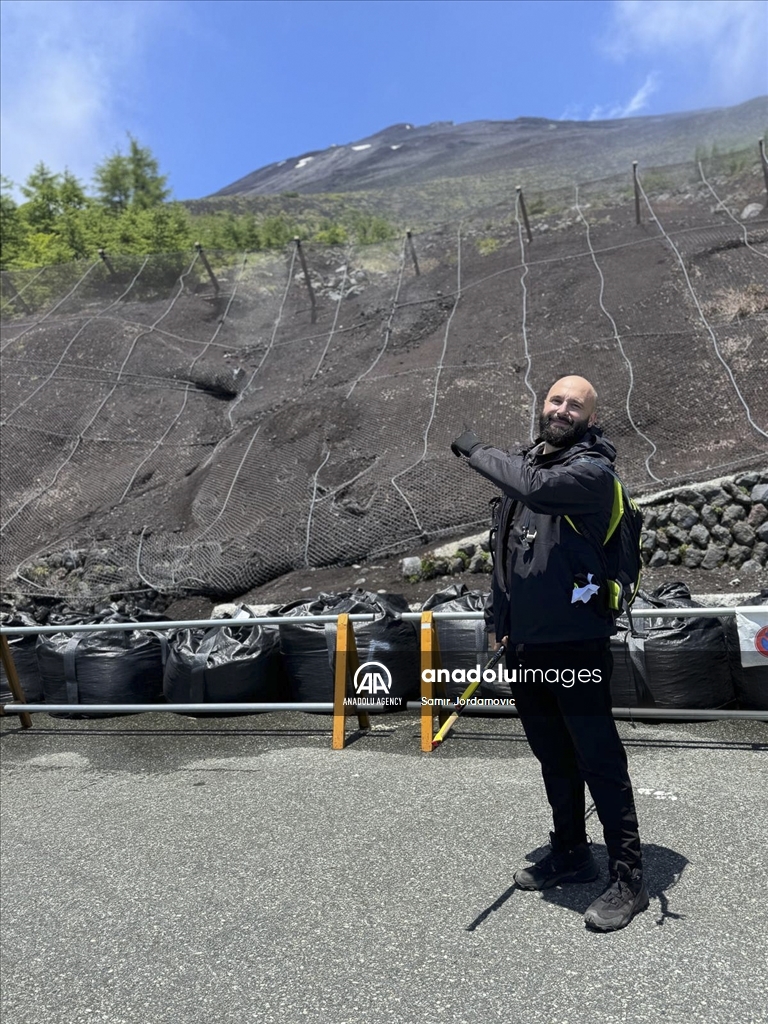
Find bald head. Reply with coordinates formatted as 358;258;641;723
539;375;598;452
546;375;598;418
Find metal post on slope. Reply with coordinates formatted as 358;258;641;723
98;248;118;280
294;237;317;323
194;242;220;294
759;139;768;206
516;187;533;243
633;162;641;225
406;230;420;276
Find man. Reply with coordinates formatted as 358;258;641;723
451;375;648;932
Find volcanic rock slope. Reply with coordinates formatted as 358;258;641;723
1;108;767;607
214;98;767;199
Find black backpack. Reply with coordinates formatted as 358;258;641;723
569;459;644;621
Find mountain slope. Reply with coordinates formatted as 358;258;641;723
213;97;768;198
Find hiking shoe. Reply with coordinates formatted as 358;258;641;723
514;835;598;890
584;869;649;931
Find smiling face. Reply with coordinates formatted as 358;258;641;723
538;375;598;451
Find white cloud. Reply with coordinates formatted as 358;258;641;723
604;0;768;102
589;72;661;120
0;0;169;194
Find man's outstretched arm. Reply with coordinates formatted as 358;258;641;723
451;431;611;515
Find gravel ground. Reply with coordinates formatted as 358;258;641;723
2;709;766;1024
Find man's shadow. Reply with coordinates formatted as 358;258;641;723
465;842;688;932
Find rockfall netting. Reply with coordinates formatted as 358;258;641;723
2;160;767;606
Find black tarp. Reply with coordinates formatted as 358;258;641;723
36;629;165;717
609;629;655;708
163;610;282;706
0;613;44;703
627;583;738;709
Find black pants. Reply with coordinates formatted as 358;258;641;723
508;638;642;874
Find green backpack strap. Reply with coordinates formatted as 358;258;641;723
564;458;637;615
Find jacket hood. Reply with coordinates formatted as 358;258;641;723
524;426;617;466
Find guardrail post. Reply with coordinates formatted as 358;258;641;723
516;187;533;243
0;637;32;729
420;611;450;751
294;237;317;324
633;162;641;225
406;230;420;276
194;242;220;294
332;613;370;749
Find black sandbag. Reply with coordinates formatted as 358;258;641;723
611;594;655;708
635;582;737;709
164;612;282;707
422;585;500;699
37;629;165;718
0;613;44;704
734;589;768;710
275;590;418;708
609;631;655;708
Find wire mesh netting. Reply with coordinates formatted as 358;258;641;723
2;158;767;604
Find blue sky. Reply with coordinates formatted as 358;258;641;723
1;0;766;201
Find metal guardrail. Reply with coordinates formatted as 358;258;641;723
2;605;766;636
2;606;767;741
0;614;377;636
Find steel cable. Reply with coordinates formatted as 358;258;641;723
390;226;463;533
1;258;150;424
193;426;262;543
173;246;298;583
120;255;249;504
224;243;298;430
345;235;407;400
0;266;47;313
696;161;768;261
311;247;352;380
514;192;538;444
3;255;196;537
637;172;768;442
574;185;662;482
0;259;100;353
303;446;331;566
188;253;248;369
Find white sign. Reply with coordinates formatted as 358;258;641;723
736;611;768;669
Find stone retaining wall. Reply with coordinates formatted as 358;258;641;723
638;472;767;576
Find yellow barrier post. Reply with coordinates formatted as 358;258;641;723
420;611;449;752
0;636;32;729
332;613;370;749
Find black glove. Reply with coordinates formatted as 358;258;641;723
451;429;481;458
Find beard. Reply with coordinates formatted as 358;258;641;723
538;412;591;449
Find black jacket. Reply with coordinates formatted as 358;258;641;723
470;428;619;644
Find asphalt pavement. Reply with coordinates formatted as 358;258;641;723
1;709;767;1024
